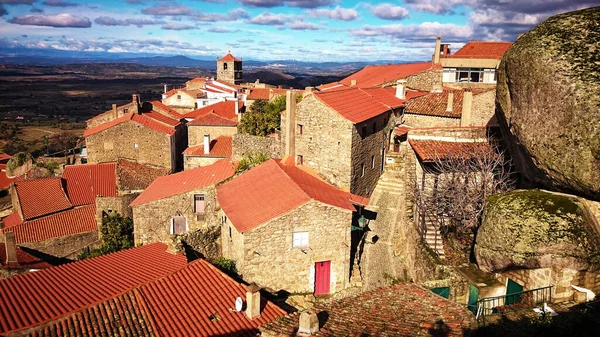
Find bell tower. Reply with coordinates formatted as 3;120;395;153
216;50;242;84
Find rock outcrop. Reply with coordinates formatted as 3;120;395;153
475;190;600;273
495;7;600;200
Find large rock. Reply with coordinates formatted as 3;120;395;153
475;190;600;273
495;7;600;200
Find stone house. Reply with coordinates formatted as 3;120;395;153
216;52;243;84
130;159;236;246
184;100;242;146
86;94;143;129
163;77;243;113
84;103;187;172
184;135;232;170
285;85;417;196
218;159;360;294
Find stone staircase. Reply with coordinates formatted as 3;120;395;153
421;211;445;259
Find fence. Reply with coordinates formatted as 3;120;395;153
473;286;553;324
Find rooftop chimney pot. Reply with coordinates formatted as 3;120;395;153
298;311;319;335
446;91;454;112
112;104;117;119
204;135;210;155
246;283;261;319
461;89;473;127
285;90;296;159
5;232;18;267
395;80;407;100
350;79;357;87
433;36;442;65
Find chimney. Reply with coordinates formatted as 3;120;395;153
163;84;168;94
446;91;454;112
132;94;140;114
461;89;473;126
4;232;18;267
285;90;296;158
269;89;274;101
431;83;443;93
303;87;315;98
298;311;319;335
246;283;261;319
350;79;356;87
395;80;407;100
433;36;441;64
245;88;251;96
234;99;239;115
112;104;117;119
204;134;211;155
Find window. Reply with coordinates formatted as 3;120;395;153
123;109;128;114
372;122;376;133
194;194;205;213
371;155;375;169
170;216;187;235
297;124;303;135
223;63;228;70
292;232;309;247
229;226;232;239
221;215;227;224
177;95;181;100
297;155;303;165
361;163;365;177
134;143;139;149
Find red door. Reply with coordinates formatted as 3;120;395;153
314;261;331;295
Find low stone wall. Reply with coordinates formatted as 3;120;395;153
21;232;99;259
95;195;137;237
232;133;282;161
175;225;221;262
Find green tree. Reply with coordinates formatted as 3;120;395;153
238;95;289;136
78;212;134;260
236;152;269;173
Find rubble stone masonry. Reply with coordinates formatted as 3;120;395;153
471;90;496;126
402;113;460;128
221;200;352;293
404;68;443;92
21;232;99;259
86;120;176;171
231;133;282;161
132;187;218;246
188;125;237;147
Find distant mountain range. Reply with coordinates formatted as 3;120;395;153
0;50;420;75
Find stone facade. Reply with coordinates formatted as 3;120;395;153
132;187;219;247
231;133;282;161
184;156;221;170
221;200;353;293
20;232;99;259
404;68;443;92
86;120;185;172
188;125;237;147
470;90;496;126
95;195;137;233
217;58;242;84
402;113;460;128
162;90;196;113
86;102;137;129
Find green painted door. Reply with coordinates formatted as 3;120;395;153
467;284;479;315
431;287;450;299
506;278;523;305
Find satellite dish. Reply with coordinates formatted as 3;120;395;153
235;297;243;312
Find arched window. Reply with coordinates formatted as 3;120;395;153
223;63;228;70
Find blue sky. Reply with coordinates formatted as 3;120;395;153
0;0;597;62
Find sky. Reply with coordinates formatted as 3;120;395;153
0;0;597;62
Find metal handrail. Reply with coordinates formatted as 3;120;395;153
473;285;553;324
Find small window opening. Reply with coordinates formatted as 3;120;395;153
298;124;303;135
361;163;365;177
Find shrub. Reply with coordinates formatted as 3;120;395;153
78;212;134;260
213;257;237;276
236;152;269;173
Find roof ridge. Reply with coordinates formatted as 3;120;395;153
274;161;313;203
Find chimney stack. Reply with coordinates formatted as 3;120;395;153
112;104;117;119
132;94;140;114
298;311;319;335
164;84;168;94
350;79;357;87
303;87;315;98
4;232;18;267
246;283;261;319
204;135;211;155
433;36;441;65
395;80;407;100
446;91;454;112
269;89;274;101
285;90;296;158
461;89;473;126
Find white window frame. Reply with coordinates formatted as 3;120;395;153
170;216;188;235
292;231;309;248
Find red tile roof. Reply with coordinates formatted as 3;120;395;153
446;41;512;60
217;160;355;233
150;100;184;119
83;112;178;137
21;258;285;337
189;112;238;126
13;177;72;220
62;163;117;206
184;100;240;120
409;139;492;162
164;88;205;99
0;153;11;163
316;82;348;91
339;62;433;88
1;212;22;228
404;89;491;118
261;283;476;336
0;243;55;270
117;158;170;191
218;52;241;62
0;163;17;190
184;136;233;158
394;125;412;136
0;243;187;335
140;258;286;337
314;87;392;124
247;88;287;100
2;205;97;244
130;159;236;206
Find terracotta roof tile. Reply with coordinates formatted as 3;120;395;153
1;212;22;228
0;243;56;270
184;100;241;120
395;125;412;136
218;53;241;62
217;160;355;233
150;100;184;119
130;159;236;206
446;41;512;60
404;90;464;118
62;163;117;206
409;139;492;162
0;243;187;335
117;159;170;191
261;283;476;336
340;62;433;88
183;136;232;158
13;177;72;220
316;82;348;91
2;205;97;244
143;110;180;126
314;87;391;124
83;113;178;137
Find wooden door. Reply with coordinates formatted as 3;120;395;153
314;261;331;295
467;284;479;315
506;278;523;305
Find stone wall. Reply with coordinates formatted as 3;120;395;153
222;200;353;294
86;120;174;170
86;102;136;129
404;68;443;92
350;114;391;196
231;133;282;161
294;94;353;189
95;194;137;234
188;125;237;147
175;225;221;262
402;113;460;128
162;91;196;111
184;156;222;170
21;232;99;259
132;186;219;247
470;90;496;126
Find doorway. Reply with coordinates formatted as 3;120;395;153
314;261;331;295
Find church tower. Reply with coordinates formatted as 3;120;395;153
216;51;242;84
